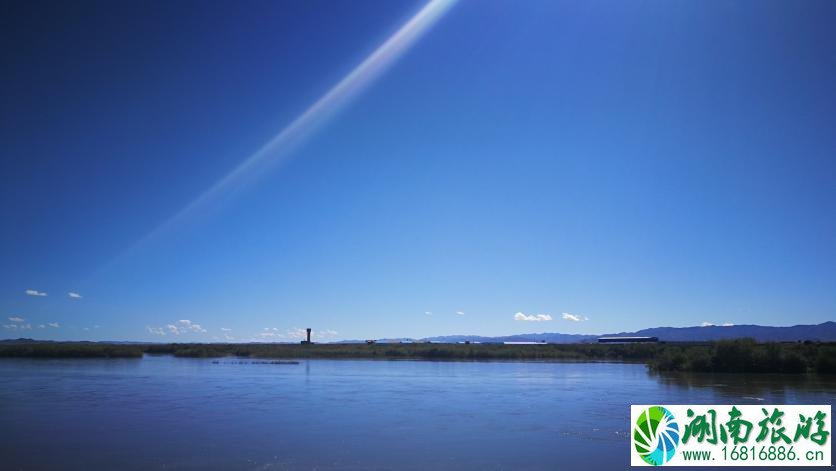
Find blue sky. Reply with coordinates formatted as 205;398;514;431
2;0;835;342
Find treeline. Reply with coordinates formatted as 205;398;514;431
646;339;836;374
0;339;834;374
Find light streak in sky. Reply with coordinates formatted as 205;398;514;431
102;0;457;268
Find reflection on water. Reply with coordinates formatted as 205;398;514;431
0;356;832;470
650;371;836;405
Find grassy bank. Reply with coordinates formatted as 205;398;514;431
1;339;833;374
146;341;661;362
0;342;144;358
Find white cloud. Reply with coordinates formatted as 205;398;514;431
319;329;339;338
424;311;433;316
220;327;231;332
147;326;166;336
68;292;82;299
25;289;47;297
256;329;285;340
456;311;465;316
289;328;337;340
157;321;208;335
8;316;24;323
514;312;553;322
287;328;308;339
562;312;585;322
38;324;45;329
252;327;337;342
47;322;59;328
4;323;32;330
175;319;206;333
702;321;734;327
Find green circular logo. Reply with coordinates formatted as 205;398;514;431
634;406;680;466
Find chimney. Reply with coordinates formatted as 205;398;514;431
306;328;311;343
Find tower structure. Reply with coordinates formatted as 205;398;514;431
301;328;312;345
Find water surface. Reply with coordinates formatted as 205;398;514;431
1;356;833;470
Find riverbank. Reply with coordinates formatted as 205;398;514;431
1;339;833;374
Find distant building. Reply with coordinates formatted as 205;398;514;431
300;328;313;345
597;336;658;344
503;341;546;345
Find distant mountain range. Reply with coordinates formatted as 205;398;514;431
414;321;836;344
609;321;836;342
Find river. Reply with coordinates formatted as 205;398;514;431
1;356;833;469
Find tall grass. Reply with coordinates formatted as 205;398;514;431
0;340;833;374
0;342;143;358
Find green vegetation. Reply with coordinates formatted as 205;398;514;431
0;342;143;358
149;341;663;361
645;339;836;375
0;339;833;374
